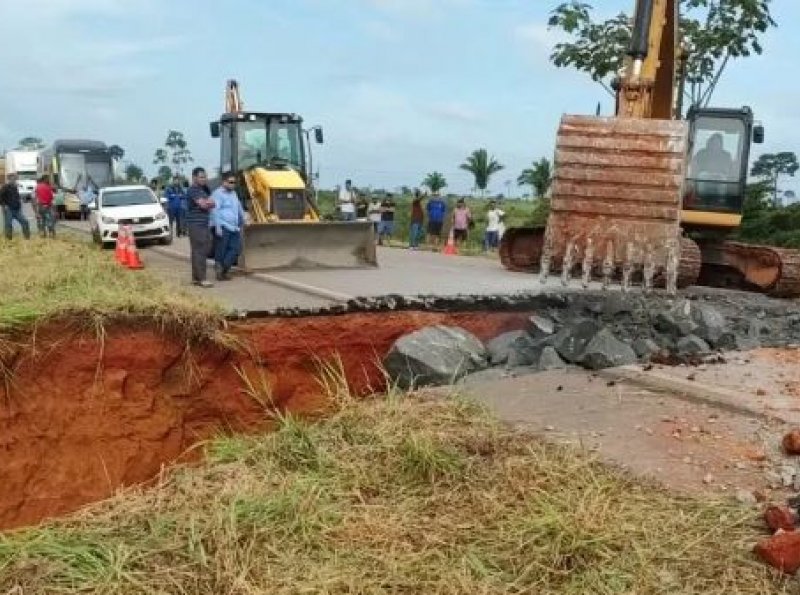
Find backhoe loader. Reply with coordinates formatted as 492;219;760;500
209;80;377;271
500;0;800;297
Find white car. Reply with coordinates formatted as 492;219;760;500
90;185;171;248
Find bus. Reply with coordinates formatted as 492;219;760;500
38;140;114;218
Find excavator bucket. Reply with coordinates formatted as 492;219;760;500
544;115;696;285
239;221;377;271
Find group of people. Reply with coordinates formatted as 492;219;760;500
0;173;66;240
336;181;506;252
184;167;246;288
156;176;191;238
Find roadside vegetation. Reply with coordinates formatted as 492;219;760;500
0;394;785;594
0;236;221;332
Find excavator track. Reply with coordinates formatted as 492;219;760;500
697;241;800;298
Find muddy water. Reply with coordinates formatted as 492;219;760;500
0;311;528;530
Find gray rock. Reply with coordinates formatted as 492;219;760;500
578;328;638;370
550;319;601;363
528;314;556;337
486;330;533;366
536;346;567;371
655;311;698;338
384;325;488;389
717;331;760;352
676;335;711;356
734;489;757;506
632;338;660;359
603;293;637;317
691;303;727;346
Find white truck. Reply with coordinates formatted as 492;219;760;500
4;150;39;200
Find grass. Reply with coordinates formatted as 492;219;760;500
0;395;788;594
0;236;222;335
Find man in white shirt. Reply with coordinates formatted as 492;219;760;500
484;200;505;252
338;179;356;221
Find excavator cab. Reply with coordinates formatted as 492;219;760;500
682;106;764;227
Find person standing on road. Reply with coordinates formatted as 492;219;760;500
408;190;425;250
185;167;216;287
0;174;31;240
210;172;245;281
484;200;505;252
54;186;66;221
452;199;472;247
367;194;382;237
34;176;56;238
165;175;186;237
426;192;446;248
378;194;396;246
338;179;356;221
79;185;96;221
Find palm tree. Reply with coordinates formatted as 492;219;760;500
460;149;504;196
517;158;553;198
423;171;447;193
108;145;125;162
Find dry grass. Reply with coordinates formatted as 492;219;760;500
0;237;222;336
0;396;788;594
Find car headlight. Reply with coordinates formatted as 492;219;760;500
101;216;116;224
155;211;167;221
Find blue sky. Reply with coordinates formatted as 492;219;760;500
1;0;798;196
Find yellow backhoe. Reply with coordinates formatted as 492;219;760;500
209;80;377;271
500;0;800;297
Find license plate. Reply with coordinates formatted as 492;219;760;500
133;225;147;232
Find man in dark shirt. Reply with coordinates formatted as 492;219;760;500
0;174;31;240
185;167;216;287
378;195;396;246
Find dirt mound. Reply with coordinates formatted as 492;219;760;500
0;311;527;530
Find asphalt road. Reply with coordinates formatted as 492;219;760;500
54;215;583;313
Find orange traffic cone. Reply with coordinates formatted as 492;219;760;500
443;229;458;256
123;226;144;270
114;226;128;265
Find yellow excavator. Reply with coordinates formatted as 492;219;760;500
209;80;377;270
500;0;800;297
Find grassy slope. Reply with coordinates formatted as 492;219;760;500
0;237;221;332
0;396;785;594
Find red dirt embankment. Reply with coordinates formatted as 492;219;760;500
0;311;527;530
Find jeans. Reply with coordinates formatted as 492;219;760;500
168;207;183;236
187;224;211;283
409;222;423;247
2;205;31;240
340;211;356;221
38;205;55;237
214;228;242;273
484;230;499;250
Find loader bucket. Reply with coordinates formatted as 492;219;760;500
239;221;377;271
544;115;689;275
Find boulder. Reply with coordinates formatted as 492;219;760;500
486;331;534;366
691;303;727;346
676;335;711;356
755;531;800;575
536;346;567;371
783;429;800;455
550;319;601;363
578;328;638;370
654;311;698;339
717;331;760;352
384;326;488;389
527;314;556;337
766;505;798;532
632;338;660;360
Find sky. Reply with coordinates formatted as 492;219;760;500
1;0;798;196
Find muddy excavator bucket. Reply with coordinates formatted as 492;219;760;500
239;221;377;271
503;115;698;288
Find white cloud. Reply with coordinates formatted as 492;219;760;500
424;102;483;124
514;22;567;55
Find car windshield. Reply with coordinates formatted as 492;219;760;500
102;189;157;207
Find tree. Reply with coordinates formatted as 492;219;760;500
547;1;775;108
153;131;193;177
108;145;125;162
157;165;173;185
517;158;553;198
751;152;800;206
17;137;45;150
422;171;448;193
124;163;144;183
459;149;504;196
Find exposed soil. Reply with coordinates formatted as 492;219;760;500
0;311;528;530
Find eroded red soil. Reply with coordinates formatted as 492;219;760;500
0;311;528;530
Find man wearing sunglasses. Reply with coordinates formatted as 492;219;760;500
210;173;245;281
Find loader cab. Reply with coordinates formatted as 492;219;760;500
210;112;310;182
682;106;763;227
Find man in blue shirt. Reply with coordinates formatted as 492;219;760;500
185;167;216;287
426;192;447;248
80;185;96;221
210;172;245;281
164;175;186;237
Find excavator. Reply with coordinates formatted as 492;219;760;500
500;0;800;297
209;80;377;270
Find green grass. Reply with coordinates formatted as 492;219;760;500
0;236;222;334
0;395;787;594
